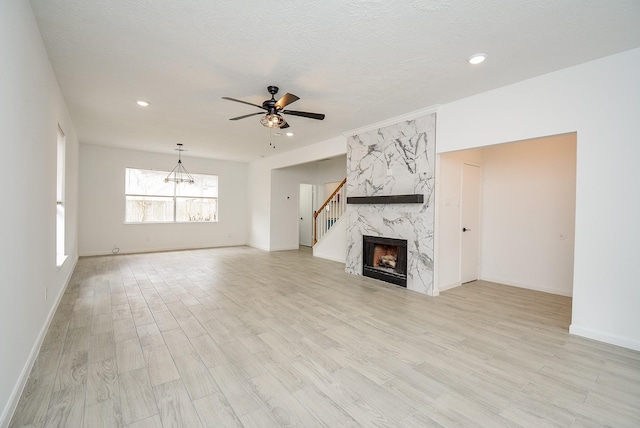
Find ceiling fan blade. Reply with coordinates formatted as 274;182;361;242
222;97;266;110
279;122;290;129
275;93;300;110
229;112;264;120
281;109;325;120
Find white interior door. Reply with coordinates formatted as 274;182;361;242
299;184;313;247
461;163;481;283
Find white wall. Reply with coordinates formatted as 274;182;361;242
437;48;640;351
314;156;347;208
479;134;576;296
270;165;317;251
79;144;248;255
247;160;272;251
313;217;347;262
0;1;80;424
248;136;347;251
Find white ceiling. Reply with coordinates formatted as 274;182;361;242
30;0;640;162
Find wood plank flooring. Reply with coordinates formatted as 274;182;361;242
10;246;640;427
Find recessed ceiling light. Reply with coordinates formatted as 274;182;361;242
286;132;294;137
136;100;150;107
468;53;487;65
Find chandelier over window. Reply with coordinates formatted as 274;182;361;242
164;143;194;184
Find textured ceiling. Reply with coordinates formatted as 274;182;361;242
30;0;640;162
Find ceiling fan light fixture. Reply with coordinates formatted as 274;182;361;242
260;113;287;128
223;86;324;129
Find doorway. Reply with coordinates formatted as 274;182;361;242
437;133;576;296
299;183;314;247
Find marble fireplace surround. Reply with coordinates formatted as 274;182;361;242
345;113;436;295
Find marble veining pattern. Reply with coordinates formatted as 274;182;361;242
346;113;436;295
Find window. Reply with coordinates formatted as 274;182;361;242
125;168;218;223
56;125;67;266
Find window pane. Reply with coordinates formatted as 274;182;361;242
126;196;173;222
57;126;65;261
126;168;174;196
176;197;218;222
200;174;218;197
125;168;218;223
177;174;218;198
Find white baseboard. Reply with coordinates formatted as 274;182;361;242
269;245;300;251
312;251;346;263
248;242;270;252
480;276;573;297
570;324;640;352
1;257;78;428
79;243;247;257
437;281;462;293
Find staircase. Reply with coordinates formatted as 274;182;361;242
313;178;346;245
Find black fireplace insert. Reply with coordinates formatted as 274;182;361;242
362;235;408;287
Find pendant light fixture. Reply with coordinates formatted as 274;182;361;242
164;143;194;184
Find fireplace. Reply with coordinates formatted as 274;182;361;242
362;235;408;287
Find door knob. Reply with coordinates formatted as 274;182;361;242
462;227;471;232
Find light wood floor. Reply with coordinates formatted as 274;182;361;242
10;246;640;427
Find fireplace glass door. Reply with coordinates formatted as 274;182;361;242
362;235;407;287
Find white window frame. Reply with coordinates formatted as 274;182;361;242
124;168;218;223
56;125;67;267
